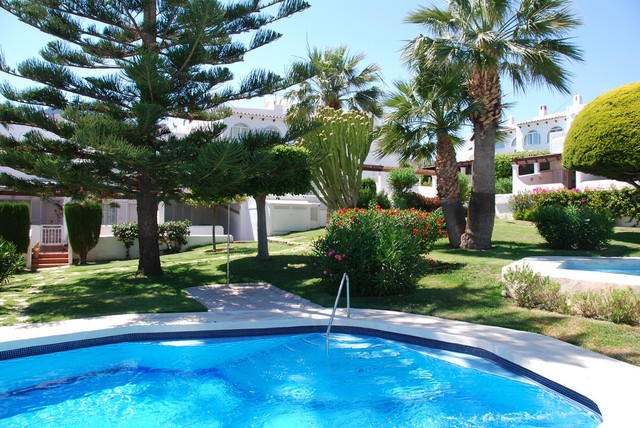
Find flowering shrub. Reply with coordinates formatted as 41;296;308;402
313;207;446;296
112;222;138;259
509;187;639;224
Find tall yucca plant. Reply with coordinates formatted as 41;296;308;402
300;108;373;211
406;0;583;249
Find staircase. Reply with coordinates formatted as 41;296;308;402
32;245;69;270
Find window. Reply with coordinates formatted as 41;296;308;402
539;161;551;171
518;164;534;176
230;123;250;139
524;130;540;146
547;126;563;144
510;138;516;147
102;204;117;225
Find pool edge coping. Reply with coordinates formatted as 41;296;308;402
0;309;638;427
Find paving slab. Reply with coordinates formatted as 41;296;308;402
186;282;323;312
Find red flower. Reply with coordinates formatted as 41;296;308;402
412;228;418;235
375;205;381;210
437;218;443;225
410;207;416;212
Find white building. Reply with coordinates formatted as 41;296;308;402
459;94;632;196
2;98;407;267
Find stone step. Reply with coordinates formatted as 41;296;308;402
32;252;69;269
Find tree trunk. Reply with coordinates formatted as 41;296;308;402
436;133;466;248
79;251;88;265
461;67;501;250
137;186;163;276
255;194;269;261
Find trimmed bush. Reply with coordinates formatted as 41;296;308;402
532;205;614;250
158;220;191;254
313;207;446;296
112;222;138;259
0;202;30;253
388;167;419;209
563;82;640;188
357;178;378;209
65;201;102;265
0;238;25;283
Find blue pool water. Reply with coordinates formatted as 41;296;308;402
562;260;640;276
0;333;601;427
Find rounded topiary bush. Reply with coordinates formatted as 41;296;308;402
563;82;640;186
532;205;614;250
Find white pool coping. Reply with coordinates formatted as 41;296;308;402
1;307;639;427
502;256;640;294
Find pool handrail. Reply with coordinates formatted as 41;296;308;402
326;272;350;352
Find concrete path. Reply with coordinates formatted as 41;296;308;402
186;282;324;312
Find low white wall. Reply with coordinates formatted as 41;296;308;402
83;225;233;262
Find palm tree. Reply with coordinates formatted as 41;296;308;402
406;0;583;249
285;46;383;125
376;65;473;247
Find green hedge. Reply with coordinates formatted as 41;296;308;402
509;187;639;224
0;202;30;253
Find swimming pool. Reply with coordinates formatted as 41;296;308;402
502;256;640;294
0;332;601;427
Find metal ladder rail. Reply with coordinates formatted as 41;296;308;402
325;272;350;352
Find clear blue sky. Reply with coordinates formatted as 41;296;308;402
1;1;639;124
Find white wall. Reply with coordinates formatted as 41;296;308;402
83;225;232;262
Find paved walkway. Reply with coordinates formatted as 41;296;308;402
186;283;324;312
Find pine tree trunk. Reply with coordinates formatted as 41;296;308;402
255;194;269;261
137;186;163;276
461;67;501;250
436;133;466;248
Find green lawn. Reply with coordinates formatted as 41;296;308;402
1;219;639;366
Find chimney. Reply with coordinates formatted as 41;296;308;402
538;104;547;117
573;94;583;106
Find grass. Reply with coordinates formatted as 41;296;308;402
1;219;639;366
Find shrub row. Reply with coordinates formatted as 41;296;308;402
112;220;192;258
509;187;639;223
502;264;640;325
313;207;446;297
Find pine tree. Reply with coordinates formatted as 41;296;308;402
0;0;311;276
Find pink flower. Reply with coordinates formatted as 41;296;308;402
327;249;335;258
323;269;330;276
335;254;343;261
